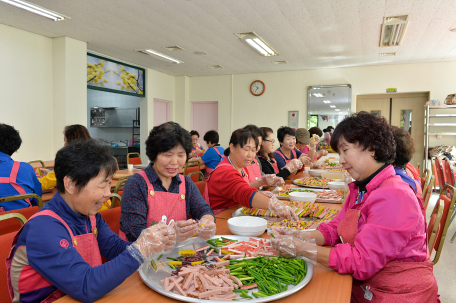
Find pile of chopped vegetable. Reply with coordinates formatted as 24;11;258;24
241;201;339;220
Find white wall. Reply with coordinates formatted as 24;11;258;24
0;24;54;162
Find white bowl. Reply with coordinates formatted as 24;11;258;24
228;217;267;237
321;171;345;180
328;181;346;190
309;169;322;177
288;192;317;203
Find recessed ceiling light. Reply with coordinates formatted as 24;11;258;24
330;105;336;108
208;65;224;69
138;49;183;64
323;100;331;103
312;93;324;98
235;32;278;57
272;60;288;64
163;46;185;51
380;15;408;47
0;0;70;21
194;51;207;55
379;52;396;57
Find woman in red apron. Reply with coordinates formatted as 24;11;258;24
120;122;216;243
7;139;176;303
271;112;439;302
204;129;294;219
189;130;203;158
273;126;310;172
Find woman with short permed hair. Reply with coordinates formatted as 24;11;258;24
271;112;439;302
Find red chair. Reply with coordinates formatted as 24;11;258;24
0;206;39;236
420;168;429;192
100;207;121;235
0;232;16;303
188;171;205;196
423;176;435;211
184;161;202;183
443;159;455;187
127;152;142;165
434;158;446;192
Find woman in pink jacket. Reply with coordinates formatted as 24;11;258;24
271;111;439;303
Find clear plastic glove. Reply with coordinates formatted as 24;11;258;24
39;168;51;177
285;159;303;173
310;161;325;169
259;191;275;198
257;174;285;187
298;154;312;165
273;227;314;242
197;218;216;240
268;197;298;221
310;134;321;148
175;219;198;242
131;223;175;260
316;150;328;158
271;235;317;262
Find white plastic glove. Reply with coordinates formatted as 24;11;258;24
316;150;328;158
271;235;317;261
268;196;298;221
197;218;216;240
298;154;312;165
131;223;175;261
285;159;303;173
259;191;275;198
310;134;321;148
257;174;285;187
273;227;315;242
38;168;51;177
175;219;198;242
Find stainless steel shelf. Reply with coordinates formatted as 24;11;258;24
428;133;456;135
425;105;456;108
428;124;456;126
429;114;456;117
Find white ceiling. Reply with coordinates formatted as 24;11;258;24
1;0;456;77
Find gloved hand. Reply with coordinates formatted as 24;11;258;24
273;227;314;242
285;159;303;173
196;218;216;240
257;174;285;187
310;161;325;169
316;150;328;158
175;219;198;242
259;191;275;198
310;134;321;148
131;223;175;260
268;197;298;221
298;154;312;165
271;235;317;261
38;168;51;177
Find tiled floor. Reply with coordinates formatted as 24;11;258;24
427;192;456;303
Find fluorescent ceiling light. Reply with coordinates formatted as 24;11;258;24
330;105;336;108
0;0;70;21
236;32;278;57
335;109;340;111
312;93;324;97
138;49;183;64
323;100;331;103
380;15;408;47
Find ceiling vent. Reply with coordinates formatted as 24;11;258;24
380;15;408;47
208;65;224;69
194;51;207;55
163;45;185;51
235;32;278;56
379;52;397;57
272;60;288;64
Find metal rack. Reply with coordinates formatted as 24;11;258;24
424;105;456;168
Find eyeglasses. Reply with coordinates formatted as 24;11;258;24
264;139;275;144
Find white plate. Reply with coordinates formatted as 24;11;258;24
139;235;314;303
292;179;329;189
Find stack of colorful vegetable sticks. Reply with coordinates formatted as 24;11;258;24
241;201;339;220
206;237;276;258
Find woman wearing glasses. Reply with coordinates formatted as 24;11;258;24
258;127;303;179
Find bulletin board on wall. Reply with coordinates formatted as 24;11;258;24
87;53;145;97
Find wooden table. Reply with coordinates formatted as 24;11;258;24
55;205;352;303
30;160;55;169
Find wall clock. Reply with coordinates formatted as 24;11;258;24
250;80;265;96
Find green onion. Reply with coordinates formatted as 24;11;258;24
157;254;163;260
167;257;178;261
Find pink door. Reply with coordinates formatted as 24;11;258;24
191;102;218;148
154;99;170;126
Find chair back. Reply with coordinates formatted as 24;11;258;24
443;159;455;187
184;160;201;175
0;207;37;236
0;194;43;209
429;185;456;264
100;207;121;235
110;193;122;209
127;152;142;165
434;158;446;191
188;171;205;196
27;160;45;168
427;200;444;255
113;178;127;204
423;176;435;211
0;232;16;303
420;168;430;192
113;156;119;171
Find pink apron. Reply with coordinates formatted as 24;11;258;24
119;171;187;240
204;147;224;177
6;210;102;303
204;163;250;215
338;179;438;303
247;157;262;183
0;161;32;211
258;156;279;174
274;149;302;173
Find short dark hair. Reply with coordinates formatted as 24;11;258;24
55;139;117;193
224;129;258;157
203;130;219;144
0;124;22;156
392;126;415;169
64;125;91;144
190;130;200;138
258;127;275;159
330;111;396;164
277;126;296;144
243;124;264;139
145;122;192;162
308;127;323;138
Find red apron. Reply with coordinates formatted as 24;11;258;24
119;172;187;240
0;161;32;211
274;149;303;173
258;156;279;174
247;157;263;183
337;179;439;303
204;162;250;215
204;147;224;177
6;210;102;303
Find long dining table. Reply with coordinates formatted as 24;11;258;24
55;170;352;303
